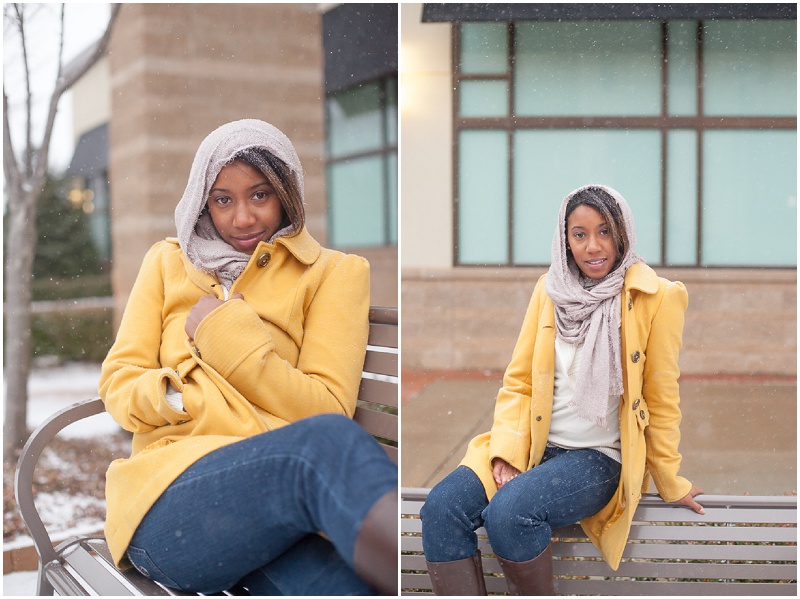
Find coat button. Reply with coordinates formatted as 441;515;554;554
631;351;641;363
628;298;633;310
633;398;640;410
640;410;646;420
257;253;271;268
536;415;542;421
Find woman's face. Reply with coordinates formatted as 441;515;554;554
566;204;619;280
206;160;284;254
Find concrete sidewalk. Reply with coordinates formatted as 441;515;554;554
401;369;797;496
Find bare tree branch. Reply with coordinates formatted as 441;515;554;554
35;3;121;184
3;91;21;193
13;3;33;177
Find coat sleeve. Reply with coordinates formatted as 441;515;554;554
642;280;693;503
191;253;370;422
487;277;546;473
99;243;187;433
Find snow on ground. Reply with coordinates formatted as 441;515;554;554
23;361;118;438
5;362;109;593
3;570;37;595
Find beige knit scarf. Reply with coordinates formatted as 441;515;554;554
174;119;304;289
544;184;643;425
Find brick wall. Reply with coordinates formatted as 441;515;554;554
402;267;796;377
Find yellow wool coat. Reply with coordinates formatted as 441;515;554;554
461;262;692;570
99;227;370;566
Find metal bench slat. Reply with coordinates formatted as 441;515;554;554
627;523;798;543
363;349;397;377
368;322;398;348
358;377;399;408
556;578;797;596
44;560;93;596
61;541;144;595
354;405;398;442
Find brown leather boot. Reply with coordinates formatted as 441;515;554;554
496;545;555;595
353;488;398;595
426;550;488;595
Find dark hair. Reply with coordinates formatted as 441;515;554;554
564;186;628;268
232;147;305;235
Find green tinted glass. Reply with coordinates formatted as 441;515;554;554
460;22;508;74
458;130;508;264
513;130;661;264
459;80;509;117
328;156;385;247
327;83;383;159
665;130;698;264
667;21;698;116
703;21;797;116
702;130;796;266
514;21;661;116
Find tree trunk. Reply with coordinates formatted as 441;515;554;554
3;3;120;454
4;187;39;455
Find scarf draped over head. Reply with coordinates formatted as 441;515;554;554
174;119;304;289
544;184;643;425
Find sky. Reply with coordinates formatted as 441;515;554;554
4;3;112;173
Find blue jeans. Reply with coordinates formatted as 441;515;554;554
126;413;397;595
421;446;621;562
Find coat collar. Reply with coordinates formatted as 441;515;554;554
271;227;321;265
624;262;660;294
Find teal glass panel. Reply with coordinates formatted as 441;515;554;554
666;130;697;264
702;130;796;266
327;83;382;159
385;77;397;146
512;130;661;264
514;22;661;116
460;22;508;75
458;130;508;264
459;80;508;117
327;156;385;247
387;152;397;245
703;21;797;116
667;21;698;116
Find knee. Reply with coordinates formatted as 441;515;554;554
296;413;378;460
420;481;454;524
483;491;528;539
299;413;363;443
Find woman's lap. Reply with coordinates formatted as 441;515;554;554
127;413;396;594
421;446;621;562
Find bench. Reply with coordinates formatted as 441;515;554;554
15;306;398;596
401;487;797;595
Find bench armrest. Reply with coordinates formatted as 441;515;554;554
14;397;106;566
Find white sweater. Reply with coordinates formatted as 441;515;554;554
549;338;622;463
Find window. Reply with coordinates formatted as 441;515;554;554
326;76;397;248
454;20;796;267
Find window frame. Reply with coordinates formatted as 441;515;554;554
325;75;398;249
452;21;797;267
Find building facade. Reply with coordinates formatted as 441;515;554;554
401;3;797;377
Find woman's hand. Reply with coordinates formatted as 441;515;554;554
185;292;244;340
674;483;705;514
492;458;522;490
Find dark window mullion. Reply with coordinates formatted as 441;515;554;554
660;21;668;266
507;21;515;266
696;20;704;266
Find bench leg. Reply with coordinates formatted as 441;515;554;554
496;544;554;596
426;551;487;596
353;488;398;595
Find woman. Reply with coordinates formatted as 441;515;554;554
420;185;704;595
100;119;398;596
